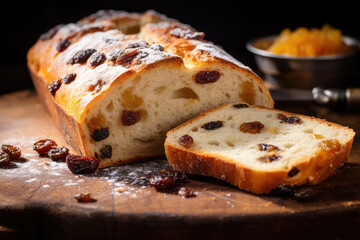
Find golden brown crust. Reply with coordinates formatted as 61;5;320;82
165;102;355;194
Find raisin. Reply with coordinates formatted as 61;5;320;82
288;167;300;177
161;170;188;184
148;175;176;190
33;139;57;154
170;28;205;40
240;121;264;134
270;184;294;197
0;152;11;166
74;193;97;203
150;44;164;51
68;49;97;64
121;110;141;126
48;147;69;161
56;39;71;52
293;188;316;202
106;48;124;61
258;143;279;152
179;135;193;148
63;73;76;84
137;51;149;59
178;187;196;198
91;127;109;141
201;121;223;130
1;145;21;160
233;103;249;108
116;49;138;65
258;154;280;163
48;79;62;96
66;154;99;174
88;52;106;68
39;24;64;40
277;113;301;124
125;40;148;49
88;79;105;93
194;71;221;84
100;145;112;158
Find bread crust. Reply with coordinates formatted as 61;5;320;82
27;10;274;166
164;103;355;194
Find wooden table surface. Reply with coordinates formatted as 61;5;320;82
1;90;360;240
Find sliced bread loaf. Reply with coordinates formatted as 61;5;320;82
164;103;355;194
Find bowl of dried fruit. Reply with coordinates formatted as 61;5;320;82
246;24;360;89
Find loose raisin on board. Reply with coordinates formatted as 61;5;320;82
48;79;62;96
201;120;223;130
66;154;99;174
149;175;176;190
161;170;188;184
91;127;109;141
258;154;280;163
33;139;57;154
116;49;138;65
288;167;300;177
68;49;97;64
178;187;196;198
89;52;106;68
277;113;301;124
56;39;71;52
270;184;294;197
240;121;264;134
0;152;11;166
233;103;249;109
1;145;21;160
48;147;69;161
194;71;220;84
121;110;141;126
74;193;97;203
258;143;279;152
100;145;112;158
179;135;193;148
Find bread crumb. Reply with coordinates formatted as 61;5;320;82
43;161;49;165
203;188;207;191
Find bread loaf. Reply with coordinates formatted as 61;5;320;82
165;103;355;194
27;10;273;168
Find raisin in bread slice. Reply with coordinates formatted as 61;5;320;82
165;103;355;194
27;10;273;168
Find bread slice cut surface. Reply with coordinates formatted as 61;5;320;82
165;103;355;194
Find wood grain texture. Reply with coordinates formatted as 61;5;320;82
0;90;360;239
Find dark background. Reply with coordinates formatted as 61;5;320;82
1;0;359;95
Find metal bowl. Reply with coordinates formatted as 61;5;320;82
246;35;360;89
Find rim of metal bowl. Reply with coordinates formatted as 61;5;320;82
246;35;360;60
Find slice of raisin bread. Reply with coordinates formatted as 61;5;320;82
164;103;355;194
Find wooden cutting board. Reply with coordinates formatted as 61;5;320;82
0;90;360;240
